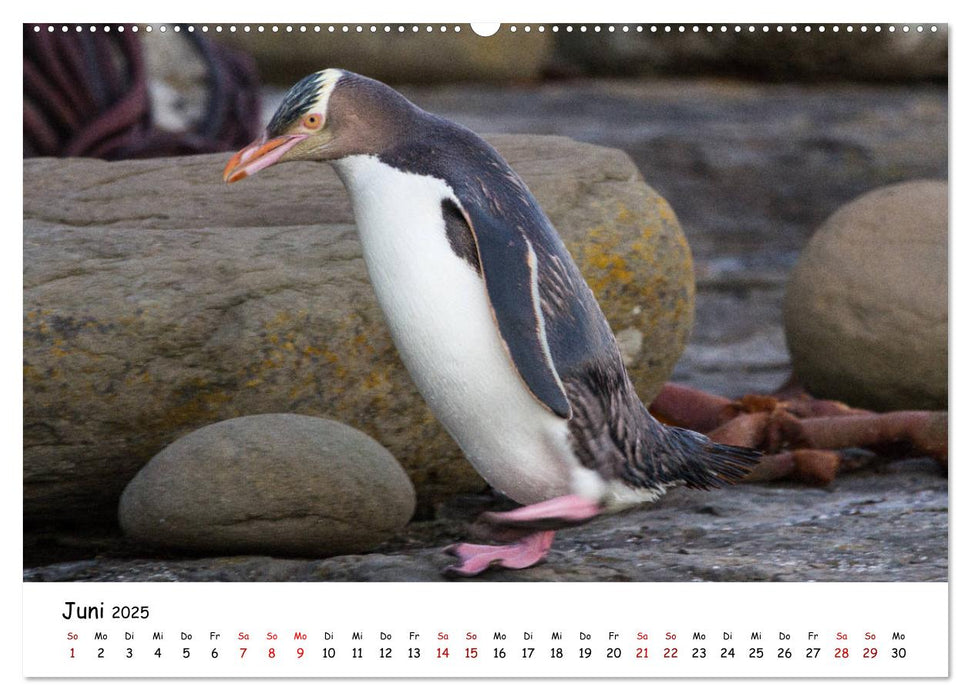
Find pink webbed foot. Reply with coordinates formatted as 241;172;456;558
443;495;602;576
444;531;556;576
480;494;602;530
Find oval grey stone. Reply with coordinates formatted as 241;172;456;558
784;180;947;411
118;414;416;556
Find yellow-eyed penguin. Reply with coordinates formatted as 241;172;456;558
223;69;760;575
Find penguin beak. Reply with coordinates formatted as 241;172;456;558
223;133;309;183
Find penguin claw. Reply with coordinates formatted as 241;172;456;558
443;531;556;576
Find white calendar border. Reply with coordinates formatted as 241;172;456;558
22;581;949;679
10;0;964;694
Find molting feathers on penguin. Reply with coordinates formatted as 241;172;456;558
224;69;761;576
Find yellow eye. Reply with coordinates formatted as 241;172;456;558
303;113;323;130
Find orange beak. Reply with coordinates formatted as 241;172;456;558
223;133;309;183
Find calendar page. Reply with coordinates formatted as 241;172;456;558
20;9;952;689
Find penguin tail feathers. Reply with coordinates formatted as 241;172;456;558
661;426;761;490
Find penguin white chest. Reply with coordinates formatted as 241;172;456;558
333;155;582;504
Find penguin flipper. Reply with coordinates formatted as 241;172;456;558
451;200;572;419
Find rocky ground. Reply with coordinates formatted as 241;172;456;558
26;458;946;582
24;77;948;582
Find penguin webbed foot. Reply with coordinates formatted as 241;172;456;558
442;495;602;577
443;531;555;577
478;494;602;530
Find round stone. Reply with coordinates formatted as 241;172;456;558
783;180;947;411
118;414;416;556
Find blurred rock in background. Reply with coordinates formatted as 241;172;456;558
784;180;947;411
212;24;947;85
551;25;947;82
216;26;552;85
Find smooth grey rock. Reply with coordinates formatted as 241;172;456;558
24;137;693;527
118;414;415;556
783;181;947;410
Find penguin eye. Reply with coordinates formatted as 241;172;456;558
302;113;323;130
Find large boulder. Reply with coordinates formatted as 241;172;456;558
783;180;947;411
24;135;694;526
118;414;415;556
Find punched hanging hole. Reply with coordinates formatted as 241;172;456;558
471;23;500;37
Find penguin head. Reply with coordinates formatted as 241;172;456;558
224;68;419;183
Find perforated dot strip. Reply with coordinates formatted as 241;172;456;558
30;24;940;35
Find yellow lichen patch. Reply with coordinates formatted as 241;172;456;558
579;226;637;296
124;370;152;386
288;374;319;400
45;337;73;358
330;360;348;380
352;333;378;355
615;203;635;224
269;310;294;327
658;202;678;225
162;386;233;428
362;367;392;390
